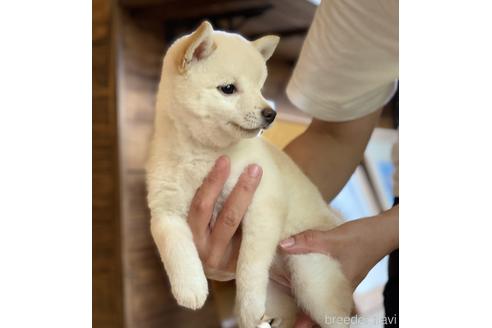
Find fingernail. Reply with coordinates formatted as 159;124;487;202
280;237;295;248
247;164;261;178
215;155;228;169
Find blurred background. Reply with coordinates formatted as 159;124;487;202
93;0;398;327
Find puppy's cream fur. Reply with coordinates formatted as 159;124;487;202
146;21;352;328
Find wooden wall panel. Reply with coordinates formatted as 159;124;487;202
93;0;124;327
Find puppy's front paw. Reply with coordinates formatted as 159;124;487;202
255;315;281;328
238;297;265;328
171;276;209;310
261;316;282;328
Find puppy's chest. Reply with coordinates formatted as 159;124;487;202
178;147;265;226
208;164;257;227
178;160;236;227
180;158;215;190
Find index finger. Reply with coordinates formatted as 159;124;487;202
207;164;262;267
188;155;230;237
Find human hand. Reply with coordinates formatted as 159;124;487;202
188;155;262;280
279;207;398;289
278;208;398;328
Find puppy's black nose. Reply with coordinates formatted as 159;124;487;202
261;108;276;124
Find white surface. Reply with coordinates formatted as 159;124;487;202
287;0;398;122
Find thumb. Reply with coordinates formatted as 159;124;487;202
279;230;327;254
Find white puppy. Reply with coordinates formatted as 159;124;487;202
146;21;352;328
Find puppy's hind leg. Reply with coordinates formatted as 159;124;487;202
287;253;353;328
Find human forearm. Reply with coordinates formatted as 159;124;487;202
284;126;363;202
284;110;382;201
353;206;399;279
370;205;399;253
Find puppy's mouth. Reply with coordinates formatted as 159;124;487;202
228;122;263;135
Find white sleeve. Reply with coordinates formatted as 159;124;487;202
286;0;399;122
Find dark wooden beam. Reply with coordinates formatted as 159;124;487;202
93;0;125;327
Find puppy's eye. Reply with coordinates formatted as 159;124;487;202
218;84;237;95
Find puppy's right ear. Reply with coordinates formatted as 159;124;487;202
179;21;216;73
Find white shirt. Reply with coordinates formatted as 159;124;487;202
287;0;399;121
286;0;399;196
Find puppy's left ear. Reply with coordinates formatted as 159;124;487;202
180;21;216;73
252;35;280;61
